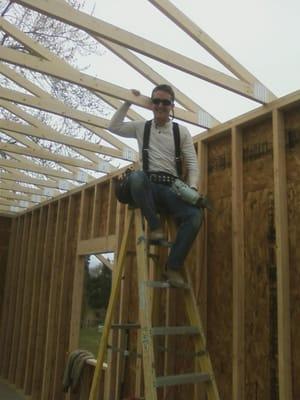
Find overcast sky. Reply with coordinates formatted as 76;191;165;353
80;0;300;131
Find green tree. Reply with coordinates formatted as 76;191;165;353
86;263;112;310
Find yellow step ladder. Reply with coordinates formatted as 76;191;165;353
89;207;220;400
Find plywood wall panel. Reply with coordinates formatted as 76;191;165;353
24;207;48;394
41;199;69;400
80;187;95;240
0;217;11;321
285;108;300;399
8;214;31;383
94;182;110;238
207;135;233;400
242;120;274;400
15;209;40;389
0;217;12;332
0;216;24;378
107;180;118;236
0;217;14;378
52;195;82;400
31;203;58;400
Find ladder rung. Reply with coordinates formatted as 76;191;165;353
126;250;158;259
152;326;199;335
157;346;207;358
148;239;173;247
111;323;140;329
145;280;189;289
155;372;211;387
107;345;142;358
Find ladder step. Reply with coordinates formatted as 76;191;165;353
110;324;199;335
146;280;189;289
155;372;211;387
152;326;199;335
111;323;140;329
126;250;158;260
107;345;142;358
146;281;171;288
148;238;173;247
157;346;207;358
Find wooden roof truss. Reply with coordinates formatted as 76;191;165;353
0;0;276;216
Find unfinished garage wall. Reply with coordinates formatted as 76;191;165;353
0;91;299;400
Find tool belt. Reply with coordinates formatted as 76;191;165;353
147;171;177;185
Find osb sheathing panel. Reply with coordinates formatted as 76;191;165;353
285;108;300;399
23;207;48;394
80;187;95;240
94;182;110;238
207;135;233;400
15;209;40;389
31;203;58;399
108;183;118;236
243;119;274;400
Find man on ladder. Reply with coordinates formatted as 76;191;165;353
88;84;220;400
109;84;203;288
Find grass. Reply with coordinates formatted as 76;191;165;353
79;326;102;357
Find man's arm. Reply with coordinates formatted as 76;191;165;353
180;127;199;189
108;90;142;138
108;101;137;138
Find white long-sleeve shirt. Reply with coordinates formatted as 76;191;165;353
108;101;199;188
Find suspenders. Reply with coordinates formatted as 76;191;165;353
142;120;182;177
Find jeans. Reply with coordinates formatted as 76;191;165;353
128;170;203;270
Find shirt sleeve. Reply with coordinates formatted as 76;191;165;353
180;126;200;189
108;101;139;138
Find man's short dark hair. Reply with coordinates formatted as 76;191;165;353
151;84;175;102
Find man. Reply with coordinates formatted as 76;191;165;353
108;84;203;287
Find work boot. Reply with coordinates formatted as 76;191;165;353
163;269;186;288
148;229;171;247
149;228;165;241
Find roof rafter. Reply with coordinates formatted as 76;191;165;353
13;0;274;103
0;20;144;123
88;40;219;128
0;205;23;216
0;157;85;182
0;142;113;173
0;128;99;179
0;118;120;166
0;89;124;160
0;189;42;203
0;169;67;192
0;0;279;216
0;45;205;127
0;196;30;208
0;17;139;151
148;0;276;90
3;152;78;190
0;63;136;158
0;181;50;198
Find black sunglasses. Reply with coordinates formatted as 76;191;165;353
151;98;173;106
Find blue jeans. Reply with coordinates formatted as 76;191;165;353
128;171;203;270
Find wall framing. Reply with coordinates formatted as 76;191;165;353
0;90;299;399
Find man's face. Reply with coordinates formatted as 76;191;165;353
151;90;174;123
